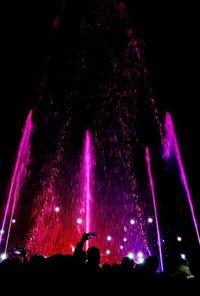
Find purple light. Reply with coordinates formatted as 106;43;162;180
164;112;200;245
130;219;135;225
120;245;124;250
123;237;127;242
107;235;112;241
145;147;164;271
12;219;16;224
138;258;144;264
83;130;93;250
137;252;143;258
148;217;153;223
127;252;134;259
54;207;60;212
0;110;33;247
77;218;82;225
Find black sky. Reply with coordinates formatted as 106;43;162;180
0;1;199;214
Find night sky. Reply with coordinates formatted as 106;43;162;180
0;1;199;217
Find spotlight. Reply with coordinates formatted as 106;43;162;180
128;252;134;259
106;250;111;255
54;207;60;212
12;219;16;224
148;217;153;223
177;236;182;242
120;245;124;250
0;229;4;235
137;252;143;258
138;258;144;264
107;235;112;241
0;253;7;261
130;219;135;225
77;218;82;224
123;237;127;242
181;254;186;260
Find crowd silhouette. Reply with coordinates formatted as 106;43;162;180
0;232;199;292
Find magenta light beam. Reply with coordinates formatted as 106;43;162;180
0;110;33;246
164;112;200;245
84;130;93;250
145;147;164;271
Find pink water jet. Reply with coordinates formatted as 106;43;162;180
145;147;164;271
83;130;93;250
0;110;33;250
163;112;200;245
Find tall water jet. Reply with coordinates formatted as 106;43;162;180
145;147;163;271
6;1;161;262
83;130;93;250
0;110;33;250
163;112;200;245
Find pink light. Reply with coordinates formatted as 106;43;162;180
164;112;200;245
0;110;33;246
84;130;93;250
145;147;164;271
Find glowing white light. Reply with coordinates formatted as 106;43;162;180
55;207;60;212
177;236;182;242
148;217;153;223
120;245;124;250
12;219;16;224
123;237;127;242
71;246;75;252
128;252;134;259
77;218;82;224
137;252;143;258
1;253;7;261
107;235;112;241
106;250;111;255
0;229;4;234
130;219;135;225
138;258;144;264
181;254;186;260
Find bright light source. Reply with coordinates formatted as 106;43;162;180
55;207;60;212
138;258;144;264
0;229;4;235
71;246;75;252
123;237;127;242
120;245;124;250
181;254;186;260
130;219;135;225
148;217;153;223
1;253;7;261
137;252;143;258
12;219;16;224
77;218;82;224
177;236;182;242
107;235;112;241
128;252;134;259
106;250;111;255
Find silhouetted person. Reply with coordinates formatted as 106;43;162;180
121;256;134;273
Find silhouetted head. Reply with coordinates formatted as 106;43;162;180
101;263;111;273
86;246;100;267
121;256;134;272
28;254;46;271
145;255;159;274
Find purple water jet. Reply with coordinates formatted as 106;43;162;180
163;112;200;245
0;110;33;250
83;130;93;250
145;147;163;271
